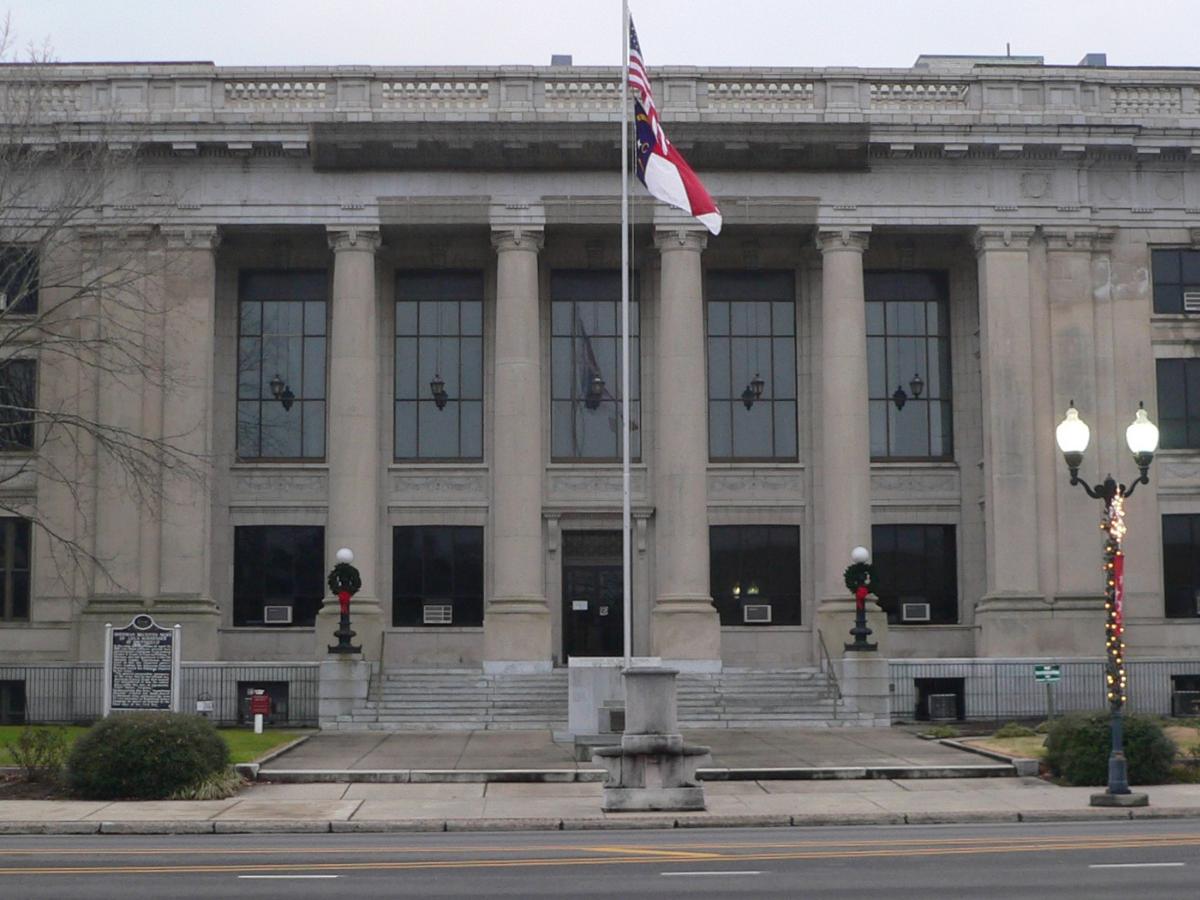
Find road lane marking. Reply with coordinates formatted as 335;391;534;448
238;875;340;879
584;846;724;860
661;870;761;877
1089;862;1185;869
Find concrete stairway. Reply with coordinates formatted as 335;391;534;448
333;665;875;731
336;668;569;731
676;668;876;728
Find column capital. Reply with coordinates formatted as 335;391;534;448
490;227;544;253
814;228;870;254
653;227;707;253
326;227;381;253
1041;227;1114;253
161;225;221;251
973;227;1035;256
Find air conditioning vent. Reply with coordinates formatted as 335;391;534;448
1184;290;1200;313
928;693;958;721
423;603;453;625
742;604;772;624
263;605;292;624
901;601;931;623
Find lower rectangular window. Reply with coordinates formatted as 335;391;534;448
233;525;325;627
1163;514;1200;618
0;518;31;622
871;524;958;625
392;526;484;626
709;525;801;626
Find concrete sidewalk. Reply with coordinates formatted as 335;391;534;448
258;727;997;781
3;777;1200;834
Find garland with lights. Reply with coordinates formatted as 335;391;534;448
1103;492;1128;710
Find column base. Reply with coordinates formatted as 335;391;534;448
316;597;384;662
483;598;552;669
835;653;891;722
650;596;720;662
975;593;1097;657
1090;791;1149;808
318;657;372;728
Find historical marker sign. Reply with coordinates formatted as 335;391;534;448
103;615;181;715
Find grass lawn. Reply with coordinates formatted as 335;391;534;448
967;724;1200;763
0;724;307;766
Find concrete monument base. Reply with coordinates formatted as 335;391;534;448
1090;791;1149;807
592;666;710;812
318;657;372;727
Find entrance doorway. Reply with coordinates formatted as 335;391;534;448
562;531;624;660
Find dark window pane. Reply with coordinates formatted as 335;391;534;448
1182;250;1200;284
1152;249;1181;284
1163;515;1200;618
392;526;484;626
418;401;459;457
708;525;801;626
1154;284;1183;314
709;401;731;458
233;526;325;627
394;401;417;458
1157;359;1200;450
0;360;35;451
871;525;958;624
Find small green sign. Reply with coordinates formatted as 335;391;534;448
1034;664;1061;683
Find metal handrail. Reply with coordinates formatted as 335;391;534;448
817;629;843;705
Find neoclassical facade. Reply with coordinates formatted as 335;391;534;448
3;55;1200;722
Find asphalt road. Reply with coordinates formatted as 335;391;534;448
1;821;1198;899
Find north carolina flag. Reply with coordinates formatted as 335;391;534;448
628;18;722;235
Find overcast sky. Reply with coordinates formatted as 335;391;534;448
5;0;1198;69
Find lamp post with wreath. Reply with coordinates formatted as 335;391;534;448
844;545;878;651
327;547;362;654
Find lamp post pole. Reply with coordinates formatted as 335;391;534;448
1055;402;1158;807
844;546;877;652
327;547;362;655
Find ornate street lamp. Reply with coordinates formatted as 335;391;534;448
844;545;877;651
269;372;295;411
327;547;362;654
1055;401;1159;807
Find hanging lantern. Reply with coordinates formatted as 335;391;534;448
891;384;908;410
269;372;295;411
909;372;924;400
585;373;605;410
430;373;449;410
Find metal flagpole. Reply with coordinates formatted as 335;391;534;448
620;0;632;668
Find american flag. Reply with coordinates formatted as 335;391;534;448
628;18;721;235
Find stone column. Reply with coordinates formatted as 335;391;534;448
484;227;552;672
323;228;384;661
812;230;882;650
973;228;1043;656
651;227;720;668
157;226;222;658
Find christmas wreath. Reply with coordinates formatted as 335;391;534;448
843;561;875;594
328;562;362;597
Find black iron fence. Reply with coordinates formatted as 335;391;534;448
890;658;1200;722
0;662;319;726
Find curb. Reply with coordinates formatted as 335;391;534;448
234;734;313;780
941;738;1041;777
254;763;1016;784
3;807;1198;835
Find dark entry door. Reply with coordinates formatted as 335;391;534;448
562;531;623;660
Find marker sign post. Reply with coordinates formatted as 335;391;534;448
103;615;182;716
1034;664;1062;720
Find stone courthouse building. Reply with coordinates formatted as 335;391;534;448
3;51;1200;727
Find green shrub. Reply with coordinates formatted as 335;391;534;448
994;722;1036;738
1033;721;1052;734
7;727;69;782
66;713;229;800
921;724;959;739
169;767;244;801
1045;712;1176;786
